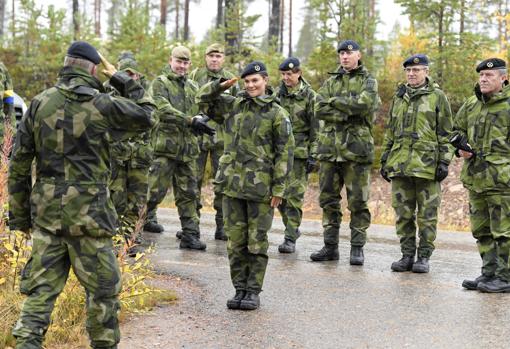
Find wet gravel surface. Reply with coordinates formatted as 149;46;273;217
120;208;510;349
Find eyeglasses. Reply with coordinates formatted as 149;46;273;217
404;67;427;73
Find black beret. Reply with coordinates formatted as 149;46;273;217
403;54;429;68
241;61;267;78
279;57;300;71
337;40;360;52
476;58;506;72
67;41;101;65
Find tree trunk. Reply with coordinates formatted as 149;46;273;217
94;0;101;37
268;0;280;49
183;0;189;41
11;0;13;39
288;0;292;56
160;0;167;28
175;0;179;40
0;0;5;37
216;0;223;28
279;0;284;53
437;2;444;82
224;0;239;58
73;0;80;40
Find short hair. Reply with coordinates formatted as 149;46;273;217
498;68;508;76
64;56;96;73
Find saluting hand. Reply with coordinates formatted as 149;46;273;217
271;196;282;208
99;52;117;78
220;77;239;91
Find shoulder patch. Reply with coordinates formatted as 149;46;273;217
366;78;376;91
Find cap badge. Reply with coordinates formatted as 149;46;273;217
413;57;420;64
254;65;261;71
288;62;294;68
487;62;494;68
347;44;353;50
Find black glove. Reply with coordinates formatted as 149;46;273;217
449;133;475;157
305;157;318;174
435;161;449;182
191;116;215;136
380;167;391;182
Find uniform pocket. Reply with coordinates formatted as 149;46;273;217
95;247;122;299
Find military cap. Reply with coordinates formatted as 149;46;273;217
171;45;191;61
337;40;360;52
240;61;268;78
118;50;135;62
205;43;224;55
403;54;429;68
67;41;101;64
279;57;300;71
118;58;140;74
476;58;506;72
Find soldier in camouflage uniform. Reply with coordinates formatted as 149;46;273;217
144;46;214;250
276;57;318;253
8;41;155;349
0;60;15;143
380;54;454;273
106;52;153;256
453;58;510;292
187;43;238;241
196;61;294;310
310;40;380;265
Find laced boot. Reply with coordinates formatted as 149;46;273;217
349;246;364;265
226;290;246;309
239;292;260;310
278;238;296;253
310;244;339;261
391;255;414;272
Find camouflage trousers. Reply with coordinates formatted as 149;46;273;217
391;177;441;258
110;159;150;239
13;229;121;349
196;145;223;229
319;160;371;247
146;156;200;237
469;190;510;281
224;196;274;293
278;158;308;242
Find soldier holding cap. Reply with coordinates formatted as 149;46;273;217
275;57;319;253
196;61;294;310
310;40;380;265
144;45;214;251
380;54;454;273
188;43;239;241
453;58;510;292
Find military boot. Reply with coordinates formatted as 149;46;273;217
214;227;227;241
239;292;260;310
143;221;164;233
412;257;429;273
179;234;206;250
349;246;364;265
310;244;339;261
176;230;183;239
278;238;296;253
226;290;246;309
477;277;510;293
391;255;414;272
462;274;494;290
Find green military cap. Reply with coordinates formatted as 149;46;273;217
118;58;140;74
205;43;224;55
172;45;191;61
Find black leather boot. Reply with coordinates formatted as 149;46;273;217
214;227;227;241
240;292;260;310
310;244;339;261
278;238;296;253
412;257;430;273
226;290;246;309
143;221;164;233
349;246;364;265
477;277;510;293
391;255;414;272
179;234;206;250
462;274;493;290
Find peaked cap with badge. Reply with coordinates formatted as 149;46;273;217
476;58;506;72
403;54;429;68
279;57;300;71
240;61;267;78
337;40;360;53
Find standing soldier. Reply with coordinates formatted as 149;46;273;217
454;58;510;292
196;61;294;310
8;41;155;349
310;40;380;265
0;59;14;143
106;51;154;255
380;54;453;273
188;43;238;241
276;57;318;253
143;46;214;251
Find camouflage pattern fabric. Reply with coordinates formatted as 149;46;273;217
196;79;294;292
0;60;14;142
224;196;274;293
381;77;454;179
145;65;200;235
8;66;154;349
12;229;122;349
454;82;510;281
319;160;371;246
276;78;318;242
188;66;238;225
391;177;441;258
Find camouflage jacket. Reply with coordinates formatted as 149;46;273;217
8;66;155;237
453;82;510;193
149;65;199;161
276;78;318;159
105;76;154;168
0;61;14;140
189;67;238;151
381;78;454;180
197;80;295;202
313;64;380;164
